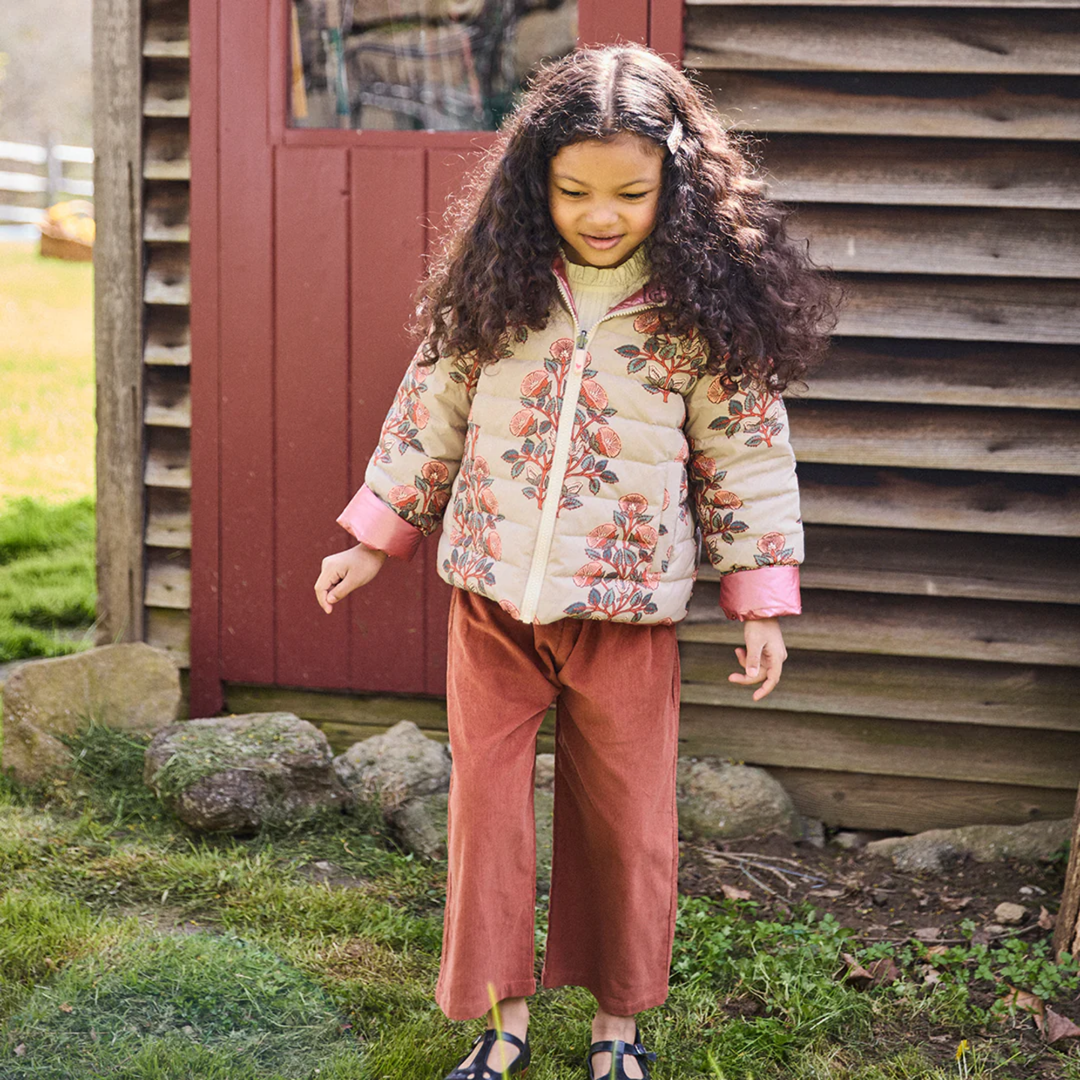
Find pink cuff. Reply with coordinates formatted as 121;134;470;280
337;484;423;560
719;565;801;621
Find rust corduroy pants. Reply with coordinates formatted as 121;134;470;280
434;588;682;1021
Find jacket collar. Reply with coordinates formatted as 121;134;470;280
550;251;668;326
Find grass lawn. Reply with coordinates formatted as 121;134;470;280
0;720;1077;1079
0;240;97;662
0;240;95;506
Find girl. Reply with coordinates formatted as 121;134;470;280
315;43;838;1080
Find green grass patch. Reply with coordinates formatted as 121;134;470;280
0;240;94;505
0;717;1077;1079
0;496;96;661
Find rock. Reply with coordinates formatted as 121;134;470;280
389;769;555;888
534;752;555;792
994;902;1027;925
334;721;451;811
866;819;1072;872
676;759;799;841
144;712;352;833
1;643;181;786
800;817;826;848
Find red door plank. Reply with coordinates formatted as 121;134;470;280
347;146;429;693
580;0;650;47
274;147;352;688
650;0;686;63
218;0;275;683
188;0;222;716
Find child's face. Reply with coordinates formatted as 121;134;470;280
548;131;663;270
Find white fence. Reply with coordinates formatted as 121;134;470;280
0;139;94;227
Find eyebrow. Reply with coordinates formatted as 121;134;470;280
552;174;656;188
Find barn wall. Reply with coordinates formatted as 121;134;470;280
101;0;1080;832
678;0;1080;828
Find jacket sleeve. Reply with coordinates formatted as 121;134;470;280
683;370;803;620
337;343;475;560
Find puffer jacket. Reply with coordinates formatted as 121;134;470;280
337;254;803;624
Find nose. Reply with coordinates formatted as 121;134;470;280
586;201;620;229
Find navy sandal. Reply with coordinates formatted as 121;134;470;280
444;1027;531;1080
584;1024;658;1080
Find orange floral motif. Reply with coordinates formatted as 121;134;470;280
617;314;711;401
755;531;797;567
374;362;431;464
501;337;622;514
564;494;662;621
386;459;451;532
443;424;504;595
706;373;786;448
688;451;748;565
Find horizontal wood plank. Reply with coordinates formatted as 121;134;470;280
146;488;191;549
701;71;1080;141
795;339;1080;410
761;135;1080;210
143;118;190;181
145;606;190;668
682;586;1080;665
686;9;1080;74
143;11;189;59
144;246;190;305
786;399;1080;475
799;463;1080;537
677;701;1080;788
144;62;190;118
144;305;190;366
144;368;192;427
698;525;1080;604
767;768;1077;833
679;644;1080;730
144;184;190;242
145;550;191;609
144;427;191;489
789;205;1080;278
835;274;1080;344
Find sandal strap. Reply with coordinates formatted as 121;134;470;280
587;1038;657;1061
446;1027;529;1080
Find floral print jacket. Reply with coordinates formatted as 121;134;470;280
337;254;803;625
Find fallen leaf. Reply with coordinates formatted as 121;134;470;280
814;888;845;899
918;964;941;986
1042;1008;1080;1043
58;1003;73;1014
721;883;752;901
14;1044;26;1056
914;926;942;942
1038;906;1055;931
941;895;972;912
840;952;875;990
926;945;949;957
1002;986;1045;1017
867;955;900;986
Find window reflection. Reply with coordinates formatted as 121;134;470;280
290;0;579;131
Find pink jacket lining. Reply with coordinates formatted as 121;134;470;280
338;483;801;620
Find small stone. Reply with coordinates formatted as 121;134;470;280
994;901;1027;925
676;759;799;841
534;753;555;792
334;721;451;811
800;816;826;848
871;889;890;907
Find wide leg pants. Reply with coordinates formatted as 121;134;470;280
434;588;682;1021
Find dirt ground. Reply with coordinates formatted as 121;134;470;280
677;828;1077;1073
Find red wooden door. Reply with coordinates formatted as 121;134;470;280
189;0;683;716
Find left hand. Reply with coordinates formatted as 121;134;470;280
728;616;787;701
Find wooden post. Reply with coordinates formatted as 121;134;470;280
93;0;145;644
1053;784;1080;961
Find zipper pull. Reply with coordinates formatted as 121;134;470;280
576;329;588;350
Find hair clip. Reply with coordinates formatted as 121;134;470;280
666;116;683;155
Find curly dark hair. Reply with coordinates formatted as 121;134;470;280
412;43;843;393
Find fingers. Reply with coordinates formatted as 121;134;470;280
314;565;345;614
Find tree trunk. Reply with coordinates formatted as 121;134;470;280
1053;784;1080;962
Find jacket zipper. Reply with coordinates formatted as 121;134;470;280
518;280;663;623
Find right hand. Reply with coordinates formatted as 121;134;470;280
314;542;388;614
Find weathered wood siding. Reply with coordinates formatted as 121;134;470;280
680;0;1080;829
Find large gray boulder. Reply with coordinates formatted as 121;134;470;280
144;712;352;833
1;643;181;786
866;818;1073;873
334;720;452;811
676;759;800;841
